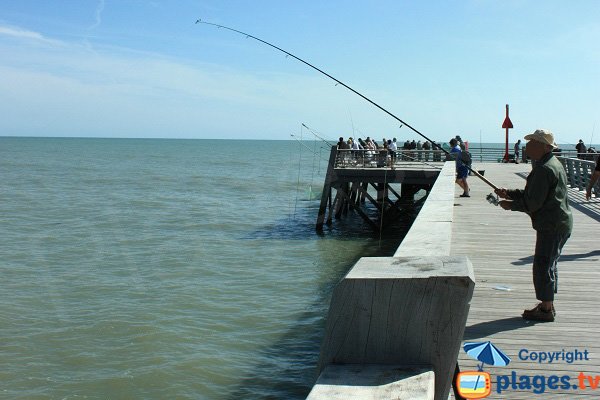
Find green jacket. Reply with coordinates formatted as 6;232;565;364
507;152;573;234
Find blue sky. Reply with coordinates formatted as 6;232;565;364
1;1;599;144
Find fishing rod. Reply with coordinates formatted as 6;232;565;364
348;109;356;139
195;19;498;190
301;123;336;146
290;133;330;160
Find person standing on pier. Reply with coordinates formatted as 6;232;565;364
422;140;431;161
449;138;470;197
514;139;521;164
455;135;466;151
494;129;572;322
337;137;350;166
585;154;600;200
576;139;587;159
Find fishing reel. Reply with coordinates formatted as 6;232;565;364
486;193;500;206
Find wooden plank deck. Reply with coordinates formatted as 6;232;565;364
449;162;600;399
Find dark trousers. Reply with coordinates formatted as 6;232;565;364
533;231;570;301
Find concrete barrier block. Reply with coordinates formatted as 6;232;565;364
307;364;434;400
317;256;474;400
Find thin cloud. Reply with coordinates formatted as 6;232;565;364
0;25;63;46
89;0;106;30
0;21;343;138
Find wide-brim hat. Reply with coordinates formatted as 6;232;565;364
524;129;557;148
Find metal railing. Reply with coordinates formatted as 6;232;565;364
558;156;600;196
468;147;517;162
455;147;594;163
334;147;600;170
334;149;444;168
334;147;524;168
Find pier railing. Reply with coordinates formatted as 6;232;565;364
558;156;600;197
334;149;443;168
469;146;519;162
334;147;515;168
334;147;599;167
334;147;533;167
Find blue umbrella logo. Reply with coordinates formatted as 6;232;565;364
463;341;511;371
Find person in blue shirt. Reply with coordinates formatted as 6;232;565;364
450;138;470;197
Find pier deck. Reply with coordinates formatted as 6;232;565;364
449;162;600;399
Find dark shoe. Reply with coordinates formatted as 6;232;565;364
460;193;470;197
523;303;556;315
522;303;555;322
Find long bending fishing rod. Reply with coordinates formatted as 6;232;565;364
195;19;498;190
290;133;330;160
302;123;336;146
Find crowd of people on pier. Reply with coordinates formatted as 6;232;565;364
336;136;444;166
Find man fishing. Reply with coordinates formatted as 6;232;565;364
494;129;572;322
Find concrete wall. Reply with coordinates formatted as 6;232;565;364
394;162;456;257
309;162;474;400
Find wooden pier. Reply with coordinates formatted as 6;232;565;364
310;154;600;399
450;161;600;399
316;147;444;230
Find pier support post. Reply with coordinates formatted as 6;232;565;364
316;145;442;231
316;146;337;231
399;183;420;204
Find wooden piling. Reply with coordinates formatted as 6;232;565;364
316;147;442;231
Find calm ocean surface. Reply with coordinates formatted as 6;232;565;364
1;137;419;399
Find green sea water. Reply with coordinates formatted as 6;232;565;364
0;137;416;399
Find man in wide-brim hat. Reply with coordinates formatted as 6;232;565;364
494;129;573;322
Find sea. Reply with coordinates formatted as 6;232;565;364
1;137;423;400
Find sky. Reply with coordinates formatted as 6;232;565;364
1;0;599;144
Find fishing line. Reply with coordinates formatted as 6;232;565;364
293;124;303;219
309;132;318;201
301;123;336;146
290;134;330;160
348;109;356;139
299;124;339;180
195;19;499;190
290;127;326;216
318;147;324;175
287;136;295;220
379;162;388;248
314;136;325;177
354;127;368;138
